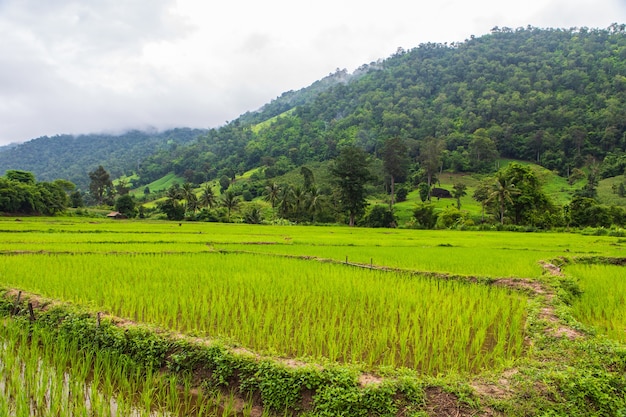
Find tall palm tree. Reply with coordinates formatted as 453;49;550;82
306;185;324;221
221;191;240;222
277;186;292;219
166;183;183;201
182;182;198;214
199;184;216;209
487;173;520;224
264;182;280;209
291;186;306;216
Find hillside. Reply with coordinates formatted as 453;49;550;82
134;26;626;189
0;128;206;190
4;26;626;200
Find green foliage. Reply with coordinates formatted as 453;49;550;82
417;183;430;202
5;169;35;184
437;207;466;229
88;165;113;206
412;203;438;229
114;194;137;218
331;146;372;226
243;204;263;224
0;173;70;215
157;198;185;221
0;129;204;190
568;196;614;227
362;205;397;228
8;28;626;209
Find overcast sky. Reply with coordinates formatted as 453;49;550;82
1;0;625;145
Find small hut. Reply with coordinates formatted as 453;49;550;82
106;211;126;219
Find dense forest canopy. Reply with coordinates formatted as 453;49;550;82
136;25;626;185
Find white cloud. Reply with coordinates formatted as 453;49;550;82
0;0;625;144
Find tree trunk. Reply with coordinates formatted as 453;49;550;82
389;175;395;210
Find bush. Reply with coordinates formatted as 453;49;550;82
436;207;465;229
412;204;438;229
362;205;396;228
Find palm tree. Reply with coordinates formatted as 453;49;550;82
487;173;520;224
199;184;216;209
277;186;292;219
306;185;324;222
221;191;240;222
182;182;198;214
291;186;306;217
166;183;183;201
264;182;280;209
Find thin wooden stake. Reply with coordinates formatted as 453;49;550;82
11;291;22;316
97;312;101;328
27;302;35;322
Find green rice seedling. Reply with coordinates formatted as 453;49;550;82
0;252;527;375
0;319;238;416
567;264;626;342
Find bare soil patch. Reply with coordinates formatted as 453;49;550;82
423;387;481;417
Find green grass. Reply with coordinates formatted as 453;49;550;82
133;172;185;195
250;108;295;134
598;176;626;206
0;217;624;415
0;251;527;374
568;264;626;343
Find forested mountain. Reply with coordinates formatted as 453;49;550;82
138;25;626;184
4;25;626;193
0;128;205;190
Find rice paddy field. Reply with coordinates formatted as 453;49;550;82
0;216;624;416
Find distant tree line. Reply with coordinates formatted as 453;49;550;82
0;170;75;215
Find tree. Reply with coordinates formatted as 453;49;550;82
5;170;35;185
418;183;430;202
412;204;438;229
568;196;611;227
220;191;240;222
181;182;198;214
382;137;409;209
115;178;130;195
88;166;113;205
219;175;230;193
157;199;185;221
501;163;553;224
52;179;76;194
468;129;499;172
418;137;445;200
363;205;397;228
300;166;315;191
115;194;137;218
487;172;520;224
472;179;491;223
166;183;183;201
70;190;84;208
452;183;467;210
331;146;372;227
243;205;263;224
199;184;216;209
264;182;280;209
